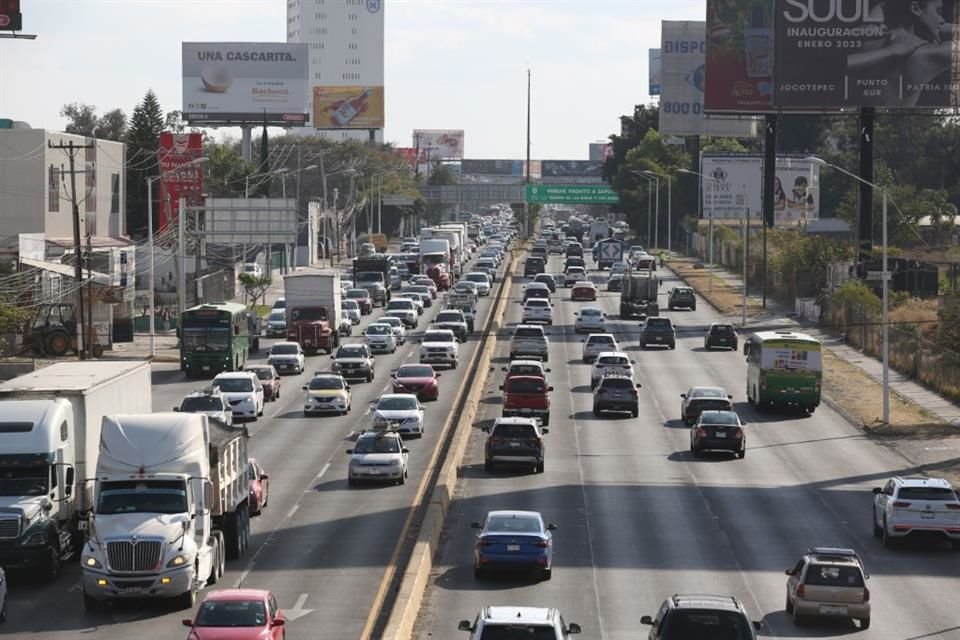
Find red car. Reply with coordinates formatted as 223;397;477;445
244;365;280;402
183;589;285;640
391;364;441;401
247;458;269;516
500;375;553;426
345;288;373;314
571;281;597;301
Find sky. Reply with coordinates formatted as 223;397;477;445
0;0;708;160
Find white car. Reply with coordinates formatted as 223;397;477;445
454;280;480;303
590;351;636;388
347;431;409;486
339;311;353;336
302;373;352;416
241;262;263;279
581;333;619;363
365;323;398;353
610;261;627;276
385;299;419;327
407;285;435;307
371;393;426;437
410;276;438;297
574;307;606;333
464;272;492;296
342;299;362;324
395;293;424;315
564;266;586;286
419;328;460;369
376;316;407;345
522;299;554;325
0;566;6;622
266;341;305;375
872;476;960;547
212;371;265;421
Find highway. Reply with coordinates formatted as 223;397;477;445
413;252;960;639
1;257;503;639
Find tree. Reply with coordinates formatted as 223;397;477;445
257;123;270;197
204;139;250;197
164;110;186;133
426;163;457;186
60;103;98;136
239;274;272;309
603;103;659;184
125;90;165;236
94;108;127;142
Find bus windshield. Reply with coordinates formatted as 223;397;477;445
182;327;230;351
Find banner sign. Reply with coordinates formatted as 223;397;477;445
158;132;204;233
704;0;775;112
526;184;619;205
313;86;385;129
649;48;662;95
413;129;465;160
461;159;524;176
588;142;613;162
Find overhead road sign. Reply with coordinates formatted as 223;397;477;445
525;184;619;205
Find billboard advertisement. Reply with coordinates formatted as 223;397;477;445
660;21;757;136
313;86;385;129
182;43;308;125
158;132;204;233
541;160;604;184
589;142;613;162
461;159;524;176
704;0;775;112
701;154;820;226
649;48;662;95
774;0;960;108
413;129;465;160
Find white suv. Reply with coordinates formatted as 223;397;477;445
266;341;305;375
420;329;460;369
522;299;554;325
459;606;581;638
590;351;635;389
212;371;265;421
872;476;960;548
581;333;619;363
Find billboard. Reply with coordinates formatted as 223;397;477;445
541;160;604;184
701;154;820;226
204;198;298;244
158;132;204;233
312;86;385;129
413;129;464;160
703;0;775;113
182;43;309;125
461;159;524;176
649;48;662;95
588;142;613;162
774;0;960;108
660;21;757;136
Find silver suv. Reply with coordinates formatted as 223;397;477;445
510;324;550;362
459;606;581;639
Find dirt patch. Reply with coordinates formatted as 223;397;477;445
668;258;764;317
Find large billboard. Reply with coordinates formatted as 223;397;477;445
649;49;662;96
704;0;775;113
312;86;385;129
413;129;464;160
461;159;524;176
158;132;204;233
660;21;757;136
182;43;308;125
701;154;820;226
541;160;604;184
589;142;613;162
774;0;960;108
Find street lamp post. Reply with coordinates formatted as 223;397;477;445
630;171;656;246
645;171;672;255
245;167;289;198
807;156;890;424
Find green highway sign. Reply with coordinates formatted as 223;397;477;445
525;184;619;204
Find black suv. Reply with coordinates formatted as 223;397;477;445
705;323;738;350
524;256;546;277
641;594;760;640
484;418;548;473
592;373;640;417
565;243;584;258
533;273;557;292
640;317;676;349
668;287;696;311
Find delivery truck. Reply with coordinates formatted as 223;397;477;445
284;269;342;354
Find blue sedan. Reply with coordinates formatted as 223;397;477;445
472;510;556;580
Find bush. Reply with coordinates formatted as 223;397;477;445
832;280;881;314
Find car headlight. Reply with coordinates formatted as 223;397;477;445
389;459;402;467
332;362;341;370
83;555;103;569
166;554;193;569
25;530;48;545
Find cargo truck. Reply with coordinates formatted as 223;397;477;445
420;238;452;279
620;265;660;319
0;362;152;581
594;238;624;270
285;269;341;354
81;412;249;610
352;255;392;307
436;224;467;277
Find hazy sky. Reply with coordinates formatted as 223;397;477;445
0;0;706;159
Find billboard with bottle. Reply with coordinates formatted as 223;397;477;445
312;86;384;129
703;0;775;113
413;129;465;160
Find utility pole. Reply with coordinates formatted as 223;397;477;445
49;139;95;360
525;68;532;239
86;234;95;358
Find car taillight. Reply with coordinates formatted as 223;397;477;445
696;428;707;437
863;586;870;602
893;501;911;509
489;438;502;445
759;373;766;390
815;378;822;392
478;538;494;547
796;585;805;598
733;427;743;438
946;503;960;510
532;540;549;548
527;439;540;447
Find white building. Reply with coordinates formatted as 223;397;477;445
287;0;385;141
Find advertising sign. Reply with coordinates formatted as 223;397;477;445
649;48;662;95
461;159;524;176
182;43;309;125
704;0;775;112
541;160;604;184
413;129;465;160
526;184;619;205
774;0;960;108
158;132;204;232
313;86;385;129
0;0;22;31
660;21;757;136
701;154;820;226
588;142;613;162
762;340;822;372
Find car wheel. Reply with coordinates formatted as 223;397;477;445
872;507;883;538
737;447;746;459
304;410;312;417
792;605;805;627
348;477;357;487
541;413;550;427
398;472;406;486
860;617;870;630
668;304;674;311
535;461;545;474
692;445;703;458
593;406;601;417
474;566;485;580
484;460;493;472
669;343;676;350
785;592;793;613
631;407;639;418
541;567;552;581
881;518;895;548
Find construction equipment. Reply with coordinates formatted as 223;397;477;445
26;303;103;358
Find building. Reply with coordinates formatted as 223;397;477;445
287;0;385;142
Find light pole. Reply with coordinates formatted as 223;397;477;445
630;171;656;246
807;156;890;425
645;171;672;255
279;164;317;199
680;168;729;295
245;167;289;198
146;156;208;358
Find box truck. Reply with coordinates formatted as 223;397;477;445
284;269;342;354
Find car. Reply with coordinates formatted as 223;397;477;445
581;333;619;363
681;386;734;425
524;256;546;277
640;317;676;349
574;307;606;333
533;273;557;292
668;286;697;311
264;309;286;337
407;285;435;307
182;589;285;640
571;281;597;301
502;359;550;384
607;273;624;291
472;510;556;580
480;250;501;267
464;272;492;296
385;299;419;328
433;309;470;342
0;567;6;623
271;297;285;310
447;302;476;333
872;476;960;548
338;311;353;336
705;323;738;350
563;256;586;272
419;328;460;368
592;372;640;417
371;393;425;437
175;386;235;426
522;282;552;303
522;299;553;325
342;299;362;324
345;288;374;315
331;343;376;382
501;375;553;425
475;259;498;280
563;266;586;287
454;280;480;303
785;547;871;629
392;363;441;401
376;316;407;345
411;276;438;297
641;594;760;640
547;238;565;254
266;341;305;375
241;263;263;279
395;292;425;315
346;431;409;486
247;458;269;516
364;323;398;353
244;364;281;402
590;352;635;389
531;245;548;260
510;325;549;362
610;260;627;276
690;410;746;458
564;242;583;257
212;372;264;421
302;372;352;415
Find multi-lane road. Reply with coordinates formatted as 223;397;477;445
414;252;960;639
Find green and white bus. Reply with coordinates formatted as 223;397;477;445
180;302;252;377
744;330;822;413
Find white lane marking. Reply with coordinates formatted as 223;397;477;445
286;504;300;519
285;592;316;622
235;564;254;587
315;462;331;482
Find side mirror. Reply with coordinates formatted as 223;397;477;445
631;360;636;364
636;383;642;388
402;448;410;453
346;449;354;454
640;616;653;626
541;427;550;434
330;354;335;359
271;619;286;627
680;393;687;398
435;373;441;378
470;521;481;529
182;619;194;628
547;386;554;392
546;523;557;531
872;487;882;494
785;568;795;575
260;473;269;481
303;384;309;391
499;385;504;391
42;501;53;512
173;407;180;412
752;621;762;632
567;623;582;634
458;621;473;631
346;385;351;390
545;368;551;372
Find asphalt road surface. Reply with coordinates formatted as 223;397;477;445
413;252;960;639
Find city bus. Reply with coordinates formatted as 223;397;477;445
179;302;252;377
744;330;822;413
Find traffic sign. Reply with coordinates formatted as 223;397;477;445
525;184;619;205
866;271;891;281
598;240;622;260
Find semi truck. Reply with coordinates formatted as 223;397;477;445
420;238;452;277
352;255;392;307
0;361;152;581
431;226;465;278
620;265;660;319
81;412;249;610
594;238;624;270
285;269;341;354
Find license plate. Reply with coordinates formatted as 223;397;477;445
202;365;210;371
613;392;622;397
509;442;521;447
507;545;520;552
655;337;662;341
820;605;847;616
715;432;726;438
922;511;935;519
367;469;380;475
519;408;532;413
123;586;142;593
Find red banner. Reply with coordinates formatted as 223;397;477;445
158;132;204;232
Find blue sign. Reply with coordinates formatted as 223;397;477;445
366;0;382;13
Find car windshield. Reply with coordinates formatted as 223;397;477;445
387;301;413;310
436;312;463;322
711;325;735;335
343;300;359;309
337;346;367;358
507;379;546;394
700;412;740;426
410;286;430;293
805;564;865;588
588;336;615;345
898;487;958;500
601;378;634;389
424;331;454;342
309;377;344;390
692;388;726;398
290;308;327;321
581;308;601;316
354;437;401;454
662;609;754;640
367;325;391;335
478;624;559;639
377;397;418;411
380;318;401;327
180;396;226;412
267;311;285;322
0;468;49;496
674;288;693;295
510;365;543;377
526;300;548;308
346;290;369;299
515;328;543;338
97;480;188;515
646;318;671;328
598;356;628;366
492;424;537;438
486;515;542;534
466;274;487;283
215;378;253;393
195;599;267;628
271;344;299;355
398;365;433;378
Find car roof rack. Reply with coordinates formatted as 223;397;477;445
807;547;864;564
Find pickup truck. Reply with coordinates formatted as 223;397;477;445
509;325;550;362
500;376;553;426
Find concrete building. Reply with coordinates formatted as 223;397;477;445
287;0;385;142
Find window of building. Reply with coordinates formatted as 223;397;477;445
48;165;60;213
110;173;120;214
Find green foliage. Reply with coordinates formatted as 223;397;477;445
939;293;960;352
889;290;912;309
426;163;457;186
832;280;881;315
125;90;166;236
0;304;31;353
767;229;854;295
238;274;272;309
700;137;748;154
60;103;127;141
